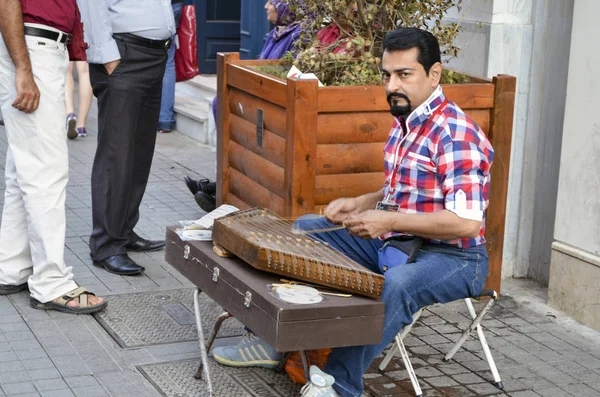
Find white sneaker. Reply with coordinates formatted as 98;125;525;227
300;366;340;397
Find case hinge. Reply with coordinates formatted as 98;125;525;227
212;267;220;282
244;291;252;308
183;245;190;260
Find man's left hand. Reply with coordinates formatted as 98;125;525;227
343;210;394;239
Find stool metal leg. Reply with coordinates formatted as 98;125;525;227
378;308;424;371
395;334;422;397
444;295;503;389
193;289;214;396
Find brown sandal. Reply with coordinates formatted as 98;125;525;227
30;287;107;314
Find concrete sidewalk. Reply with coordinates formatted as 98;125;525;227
1;103;600;396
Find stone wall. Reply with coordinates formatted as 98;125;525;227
548;0;600;330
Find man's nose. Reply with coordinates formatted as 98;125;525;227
387;75;402;93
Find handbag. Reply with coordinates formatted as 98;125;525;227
175;5;200;82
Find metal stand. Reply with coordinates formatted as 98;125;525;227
300;350;310;381
194;310;232;379
193;289;215;396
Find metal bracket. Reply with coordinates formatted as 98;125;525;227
244;291;252;308
212;267;220;283
183;245;190;260
256;108;264;147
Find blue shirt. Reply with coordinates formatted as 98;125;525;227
77;0;175;64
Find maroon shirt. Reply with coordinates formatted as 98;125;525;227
21;0;78;34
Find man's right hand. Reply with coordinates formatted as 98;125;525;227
12;68;40;113
104;60;120;75
325;197;360;224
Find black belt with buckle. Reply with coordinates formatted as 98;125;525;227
24;26;72;44
113;33;172;50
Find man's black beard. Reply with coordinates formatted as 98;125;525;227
387;92;412;118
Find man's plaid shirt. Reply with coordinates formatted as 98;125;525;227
381;85;494;248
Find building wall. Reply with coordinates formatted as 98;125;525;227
445;0;573;284
548;0;600;330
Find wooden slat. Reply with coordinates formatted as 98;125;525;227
314;173;385;206
230;114;286;168
443;84;494;109
485;75;516;293
317;83;494;113
316;142;385;175
217;53;239;207
285;78;319;217
464;109;491;135
317;112;392;144
227;64;287;107
229;168;285;215
228;140;286;198
225;192;251;211
318;86;388;113
235;59;280;66
228;88;287;138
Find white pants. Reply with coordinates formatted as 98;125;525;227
0;24;77;302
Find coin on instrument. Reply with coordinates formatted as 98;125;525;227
274;285;323;304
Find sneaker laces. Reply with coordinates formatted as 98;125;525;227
239;331;258;346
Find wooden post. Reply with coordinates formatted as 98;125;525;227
284;78;319;218
486;75;516;293
216;53;239;207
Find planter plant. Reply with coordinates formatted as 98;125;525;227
215;0;515;292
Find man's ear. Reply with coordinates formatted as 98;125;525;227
429;62;442;87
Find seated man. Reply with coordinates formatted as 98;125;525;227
212;27;494;397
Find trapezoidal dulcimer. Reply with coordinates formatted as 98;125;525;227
212;208;385;299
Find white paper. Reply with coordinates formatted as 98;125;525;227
193;204;240;230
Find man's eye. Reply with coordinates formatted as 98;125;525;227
400;72;410;77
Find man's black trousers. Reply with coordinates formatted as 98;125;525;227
88;39;167;261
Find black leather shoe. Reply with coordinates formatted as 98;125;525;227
125;237;165;252
0;282;28;295
93;254;145;275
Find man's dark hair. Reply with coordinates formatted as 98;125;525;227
383;28;441;75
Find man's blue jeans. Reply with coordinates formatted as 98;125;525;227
293;215;489;397
158;2;183;131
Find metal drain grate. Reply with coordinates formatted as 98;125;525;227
94;288;245;348
138;359;301;397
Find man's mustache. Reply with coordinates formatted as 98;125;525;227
387;92;410;106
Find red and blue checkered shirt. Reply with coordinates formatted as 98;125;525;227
381;86;494;248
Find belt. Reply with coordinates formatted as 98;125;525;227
113;33;172;50
171;0;183;3
24;26;72;44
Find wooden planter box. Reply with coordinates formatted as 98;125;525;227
216;52;516;294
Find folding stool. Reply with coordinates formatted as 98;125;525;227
378;290;504;397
